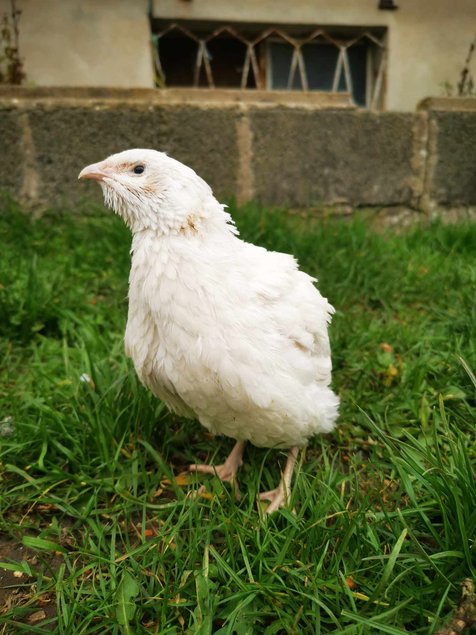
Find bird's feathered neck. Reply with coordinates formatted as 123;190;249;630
100;180;238;238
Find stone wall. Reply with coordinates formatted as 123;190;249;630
0;88;475;216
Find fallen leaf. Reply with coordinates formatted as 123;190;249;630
383;364;399;386
36;504;57;512
161;473;190;488
174;473;191;486
28;610;46;623
345;576;357;590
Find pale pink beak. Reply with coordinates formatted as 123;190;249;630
78;162;110;181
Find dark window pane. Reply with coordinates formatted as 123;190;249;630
303;43;339;91
268;41;303;90
207;37;248;88
347;45;368;107
159;34;197;86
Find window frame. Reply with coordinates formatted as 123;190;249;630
152;21;387;110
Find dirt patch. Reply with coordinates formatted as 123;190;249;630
0;537;62;631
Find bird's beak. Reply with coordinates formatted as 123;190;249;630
78;162;109;181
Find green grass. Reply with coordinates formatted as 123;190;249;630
0;197;475;634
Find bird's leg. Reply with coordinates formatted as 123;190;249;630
188;440;246;499
259;446;300;513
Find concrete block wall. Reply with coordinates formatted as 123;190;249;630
425;110;476;207
0;88;475;215
249;110;419;207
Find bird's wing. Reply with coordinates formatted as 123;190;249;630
241;242;334;364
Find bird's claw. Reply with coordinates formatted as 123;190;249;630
259;486;289;513
188;463;241;500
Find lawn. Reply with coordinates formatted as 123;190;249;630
0;197;475;634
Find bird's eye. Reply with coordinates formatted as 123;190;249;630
133;165;145;175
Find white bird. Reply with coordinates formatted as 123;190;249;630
79;149;339;513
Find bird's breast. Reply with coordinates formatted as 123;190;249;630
125;240;208;391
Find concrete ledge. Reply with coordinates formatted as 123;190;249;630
0;86;354;109
418;97;476;112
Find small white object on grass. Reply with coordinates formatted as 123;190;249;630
79;373;95;389
79;149;339;513
0;416;15;437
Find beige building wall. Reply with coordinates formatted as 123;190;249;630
0;0;154;88
153;0;476;111
1;0;474;110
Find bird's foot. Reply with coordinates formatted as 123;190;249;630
259;484;289;513
188;463;241;500
258;446;300;514
188;440;246;501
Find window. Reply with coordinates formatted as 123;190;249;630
152;22;387;109
156;27;253;88
267;40;369;106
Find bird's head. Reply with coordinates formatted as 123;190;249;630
79;148;232;235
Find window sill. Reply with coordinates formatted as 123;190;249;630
418;97;476;112
153;88;356;109
0;86;355;110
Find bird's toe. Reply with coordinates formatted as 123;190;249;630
258;487;280;502
188;463;218;476
188;463;241;500
188;463;234;483
259;486;288;513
